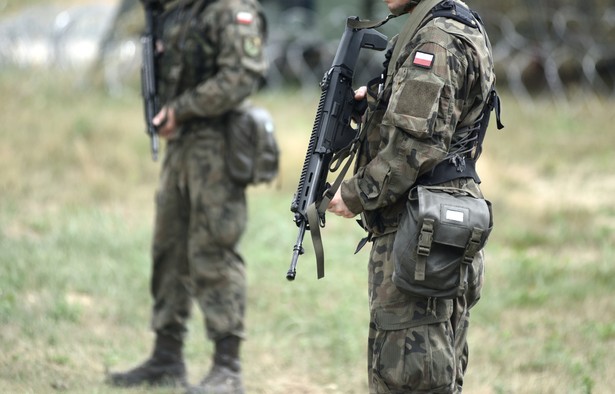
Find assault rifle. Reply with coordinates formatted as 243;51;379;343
287;17;388;281
140;0;163;161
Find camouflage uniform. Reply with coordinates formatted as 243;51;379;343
339;1;495;392
107;1;266;391
151;0;267;345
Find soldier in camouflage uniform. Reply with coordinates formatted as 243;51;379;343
107;0;267;393
328;0;498;392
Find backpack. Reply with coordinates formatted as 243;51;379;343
226;104;279;185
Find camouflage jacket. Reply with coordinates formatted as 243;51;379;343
157;0;267;130
340;0;496;236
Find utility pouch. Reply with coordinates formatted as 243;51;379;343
226;104;279;185
392;185;493;299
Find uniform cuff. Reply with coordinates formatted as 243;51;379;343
170;99;189;124
341;180;364;215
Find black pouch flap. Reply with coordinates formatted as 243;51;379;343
392;186;493;299
418;186;492;249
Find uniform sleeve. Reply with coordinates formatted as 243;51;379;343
341;26;468;214
171;5;267;121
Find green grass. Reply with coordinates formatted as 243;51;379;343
1;65;614;394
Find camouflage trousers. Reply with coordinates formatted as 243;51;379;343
150;130;247;342
367;232;484;393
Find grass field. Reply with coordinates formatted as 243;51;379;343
1;64;614;394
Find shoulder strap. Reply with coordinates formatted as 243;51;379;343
385;0;443;85
346;14;398;30
431;0;479;29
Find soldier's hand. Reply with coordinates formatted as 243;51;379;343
327;188;355;218
354;86;367;100
154;106;178;140
351;86;368;123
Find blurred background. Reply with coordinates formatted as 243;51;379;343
2;0;615;102
1;1;614;393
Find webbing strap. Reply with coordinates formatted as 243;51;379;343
431;0;479;29
306;203;325;278
346;14;397;30
415;254;426;281
462;227;483;264
457;263;468;296
415;218;434;281
458;226;483;296
306;136;360;279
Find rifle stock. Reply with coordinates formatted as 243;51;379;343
287;17;388;281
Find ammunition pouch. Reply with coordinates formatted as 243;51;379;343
225;104;279;186
392;185;493;299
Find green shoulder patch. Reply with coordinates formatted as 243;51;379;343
243;35;262;58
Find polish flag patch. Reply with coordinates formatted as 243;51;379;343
236;11;254;25
413;51;435;69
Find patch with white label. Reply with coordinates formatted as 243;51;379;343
413;51;435;69
445;209;465;223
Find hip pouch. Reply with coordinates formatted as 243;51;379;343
226;104;279;186
392;185;493;299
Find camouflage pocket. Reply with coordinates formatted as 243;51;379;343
204;198;247;248
372;302;456;392
382;67;444;139
197;174;247;248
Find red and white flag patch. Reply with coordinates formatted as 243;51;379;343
236;11;254;25
413;51;435;69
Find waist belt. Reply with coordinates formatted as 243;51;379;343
416;157;479;185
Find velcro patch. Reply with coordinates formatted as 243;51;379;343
413;51;434;69
243;36;262;58
236;11;254;25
